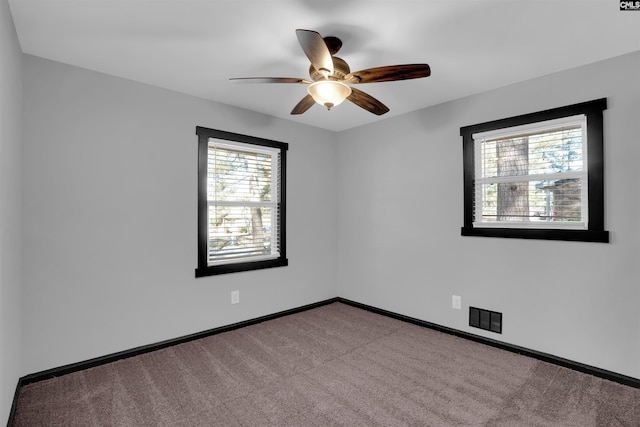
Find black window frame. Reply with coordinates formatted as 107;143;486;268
195;126;288;277
460;98;609;243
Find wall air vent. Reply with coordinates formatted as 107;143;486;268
469;307;502;334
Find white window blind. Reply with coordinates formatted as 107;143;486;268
473;115;588;229
207;138;281;265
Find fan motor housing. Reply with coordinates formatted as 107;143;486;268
309;56;350;81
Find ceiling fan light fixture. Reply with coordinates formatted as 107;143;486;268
307;81;352;110
231;30;430;116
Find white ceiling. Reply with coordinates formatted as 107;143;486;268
8;0;640;132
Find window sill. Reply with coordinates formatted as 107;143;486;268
461;227;609;243
195;257;289;277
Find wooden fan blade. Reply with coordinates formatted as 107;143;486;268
296;29;333;76
230;77;311;84
291;94;315;115
344;64;431;84
347;87;389;115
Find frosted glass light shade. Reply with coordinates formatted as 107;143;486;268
307;81;352;110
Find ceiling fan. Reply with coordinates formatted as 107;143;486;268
230;29;431;116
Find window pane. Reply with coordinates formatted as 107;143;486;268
481;126;583;179
207;145;273;203
529;128;583;175
205;140;280;265
208;205;273;262
477;179;582;223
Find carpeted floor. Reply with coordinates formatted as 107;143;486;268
12;302;640;426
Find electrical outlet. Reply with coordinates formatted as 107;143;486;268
231;290;240;304
452;295;462;310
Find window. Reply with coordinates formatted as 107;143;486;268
195;127;288;277
461;99;609;242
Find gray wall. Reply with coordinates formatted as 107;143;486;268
0;0;23;422
336;50;640;379
21;56;338;375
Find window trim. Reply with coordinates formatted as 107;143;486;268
460;98;609;243
195;126;288;277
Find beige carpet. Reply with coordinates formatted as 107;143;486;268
12;303;640;426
